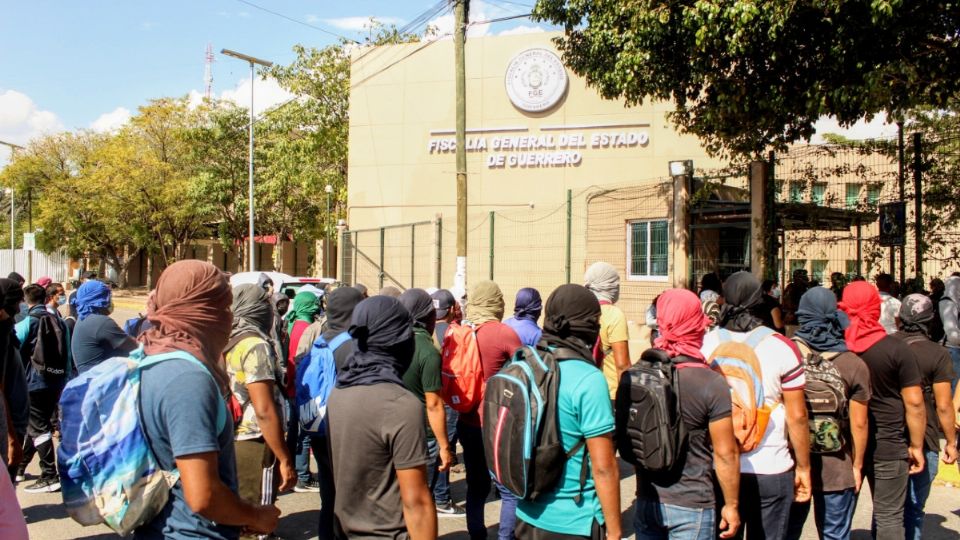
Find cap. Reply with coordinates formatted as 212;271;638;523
431;289;456;319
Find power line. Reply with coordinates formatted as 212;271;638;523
349;0;452;68
233;0;359;43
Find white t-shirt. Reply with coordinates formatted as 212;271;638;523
702;327;805;475
879;292;901;335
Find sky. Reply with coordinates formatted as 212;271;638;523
0;0;894;164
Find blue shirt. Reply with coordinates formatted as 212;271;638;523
72;314;137;374
134;358;239;540
516;358;615;536
504;317;542;348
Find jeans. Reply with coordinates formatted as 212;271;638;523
433;405;459;505
426;438;440;492
20;389;59;479
786;489;856;540
459;421;490;540
736;471;795;540
494;478;519;540
866;459;910;540
904;450;939;540
310;436;338;540
949;347;960;393
286;397;314;482
634;500;715;540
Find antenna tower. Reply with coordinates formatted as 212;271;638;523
204;43;215;100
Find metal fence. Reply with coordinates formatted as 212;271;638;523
0;249;70;283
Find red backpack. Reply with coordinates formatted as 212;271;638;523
440;322;485;413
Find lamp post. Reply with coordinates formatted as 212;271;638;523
221;48;273;272
324;184;333;277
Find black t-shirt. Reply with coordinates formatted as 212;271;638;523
637;362;732;508
756;295;784;333
71;314;138;374
894;331;956;452
858;335;923;461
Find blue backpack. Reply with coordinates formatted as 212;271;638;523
57;347;226;536
296;332;351;435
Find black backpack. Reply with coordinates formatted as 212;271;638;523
31;312;69;377
615;349;704;472
793;337;849;454
482;344;591;501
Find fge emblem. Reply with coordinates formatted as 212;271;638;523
505;48;569;113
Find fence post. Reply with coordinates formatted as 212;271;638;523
379;227;385;290
411;224;416;289
435;216;442;289
488;211;495;281
913;132;923;282
565;189;572;283
353;231;359;286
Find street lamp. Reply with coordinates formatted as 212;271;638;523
221;48;273;272
324;184;333;277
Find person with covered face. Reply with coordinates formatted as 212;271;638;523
134;260;280;539
894;294;957;540
328;296;437;540
71;280;137;375
583;262;631;400
504;288;543;347
515;284;622;540
0;279;28;479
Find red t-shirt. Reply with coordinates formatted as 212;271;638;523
460;321;522;426
286;320;310;398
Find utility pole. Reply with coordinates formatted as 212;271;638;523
454;0;469;292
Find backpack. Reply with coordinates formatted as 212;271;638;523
707;326;777;453
793;337;849;454
57;347;226;536
483;344;590;501
615;349;707;472
296;332;351;435
440;322;485;413
31;312;69;377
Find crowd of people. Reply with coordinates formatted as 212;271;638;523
0;261;959;540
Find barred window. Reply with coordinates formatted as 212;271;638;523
628;220;669;280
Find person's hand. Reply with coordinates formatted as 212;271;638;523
438;445;455;473
942;442;958;465
718;504;740;539
907;446;926;475
278;459;297;493
245;504;281;535
793;467;812;503
603;524;622;540
852;466;863;494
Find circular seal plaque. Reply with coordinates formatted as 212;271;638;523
504;48;568;113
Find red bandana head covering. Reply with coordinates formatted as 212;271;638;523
654;288;711;361
838;281;886;354
140;260;233;394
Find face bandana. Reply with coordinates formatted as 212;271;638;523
838;281;887;354
337;296;415;389
654;288;711;361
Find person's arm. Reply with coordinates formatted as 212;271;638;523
941;299;960;348
247;381;296;491
397;466;437;540
586;434;621;540
177;452;280;534
933;381;958;464
102;319;138;354
611;341;630;380
424;391;453;472
848;400;869;492
782;389;811;502
770;306;784;331
709;417;740;539
901;385;927;474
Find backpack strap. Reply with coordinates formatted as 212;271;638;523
136;348;227;434
744;326;776;348
564;438;589;504
323;331;352;352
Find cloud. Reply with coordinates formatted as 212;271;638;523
238;11;251;18
321;16;403;32
0;89;64;162
188;77;294;116
90;107;131;133
498;25;546;36
811;113;898;143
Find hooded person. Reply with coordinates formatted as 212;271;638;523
632;288;742;540
71;280;137;374
398;288;456;509
135;260;282;538
285;291;322;395
504;287;543;347
8;273;26;323
837;281;926;539
894;294;958;540
326;296;437;539
460;280;523;540
941;276;960;391
0;279;28;474
784;287;873;540
379;285;402;298
222;283;296;513
584;262;630;399
515;284;624;540
702;270;813;539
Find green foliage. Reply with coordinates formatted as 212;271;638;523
533;0;960;157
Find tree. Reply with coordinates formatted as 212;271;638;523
533;0;960;157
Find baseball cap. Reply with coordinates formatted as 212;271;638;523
431;289;456;319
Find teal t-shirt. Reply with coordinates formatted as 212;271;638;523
516;358;615;536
